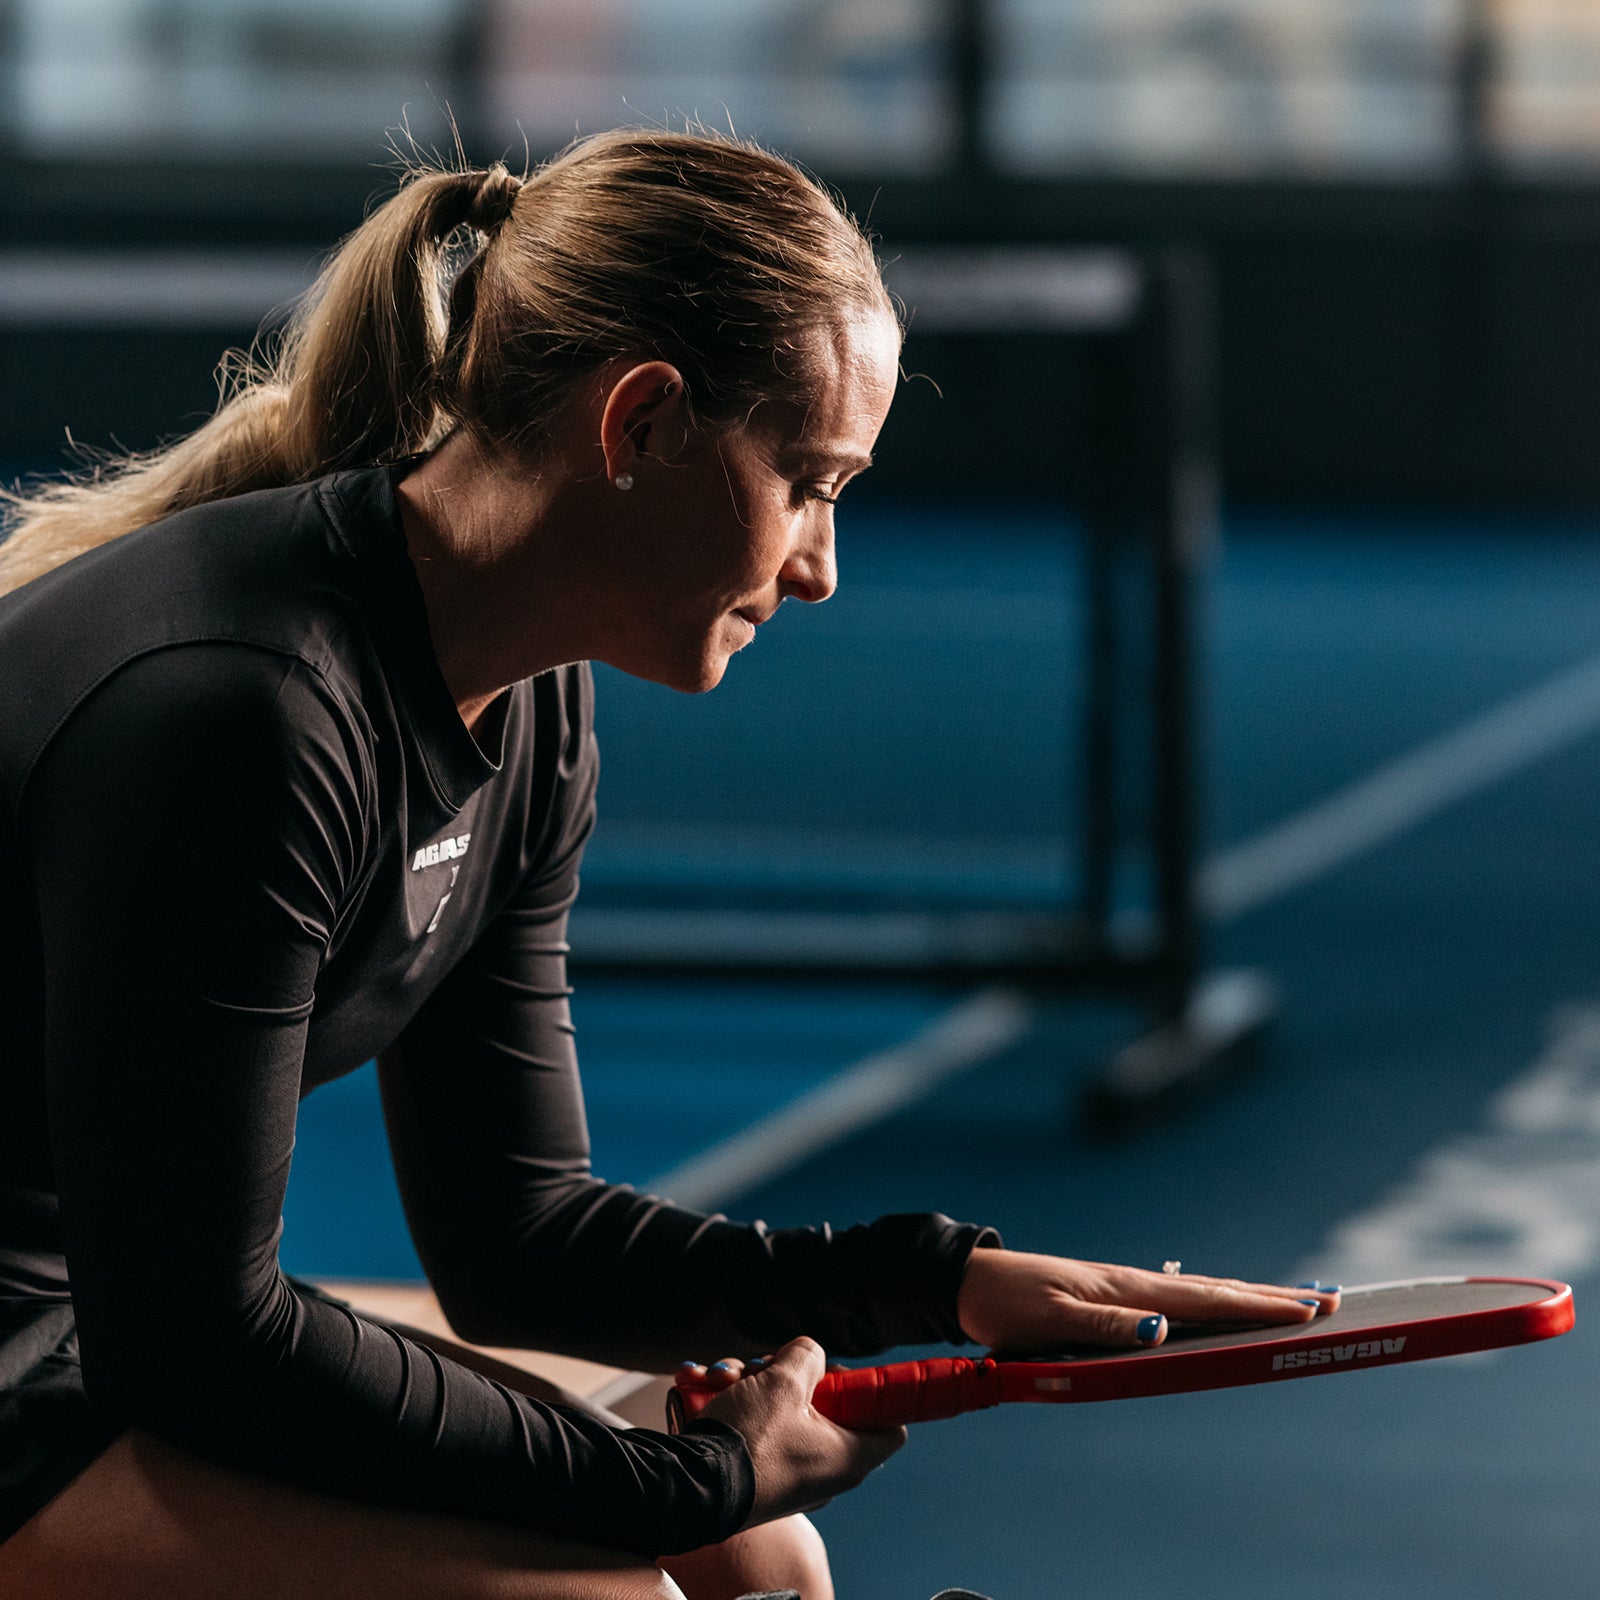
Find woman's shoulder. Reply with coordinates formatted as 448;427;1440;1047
0;475;391;814
8;463;406;665
2;475;361;654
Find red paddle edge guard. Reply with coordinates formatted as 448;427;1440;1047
666;1277;1574;1432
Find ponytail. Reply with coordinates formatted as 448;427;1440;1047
0;163;521;597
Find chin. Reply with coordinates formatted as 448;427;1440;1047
681;658;732;694
611;630;737;694
647;651;732;695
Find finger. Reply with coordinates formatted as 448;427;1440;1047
1293;1281;1343;1313
1140;1276;1334;1321
1035;1299;1174;1349
685;1358;745;1391
1028;1291;1316;1349
1157;1270;1340;1305
1098;1266;1340;1319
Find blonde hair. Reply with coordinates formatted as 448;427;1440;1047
0;129;894;597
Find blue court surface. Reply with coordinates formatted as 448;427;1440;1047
283;506;1600;1599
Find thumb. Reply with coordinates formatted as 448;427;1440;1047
765;1335;829;1395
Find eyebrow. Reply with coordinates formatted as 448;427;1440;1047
779;447;876;475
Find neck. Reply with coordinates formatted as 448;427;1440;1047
394;432;594;731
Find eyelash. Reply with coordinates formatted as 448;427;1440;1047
801;485;839;506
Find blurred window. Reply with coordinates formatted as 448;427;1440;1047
5;0;952;171
8;1;1600;182
10;0;464;157
480;0;954;174
989;0;1463;177
1492;0;1600;172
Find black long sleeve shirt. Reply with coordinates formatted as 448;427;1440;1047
0;463;997;1555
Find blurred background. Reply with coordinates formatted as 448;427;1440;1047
6;0;1600;503
8;0;1600;504
6;4;1600;1597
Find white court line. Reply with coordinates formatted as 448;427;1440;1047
1202;648;1600;921
641;987;1034;1209
1294;1003;1600;1288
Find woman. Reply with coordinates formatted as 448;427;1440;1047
0;130;1334;1599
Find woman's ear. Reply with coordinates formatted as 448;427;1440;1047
599;362;690;484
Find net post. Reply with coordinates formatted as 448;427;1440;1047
1076;250;1279;1137
1075;299;1134;948
1143;248;1216;1016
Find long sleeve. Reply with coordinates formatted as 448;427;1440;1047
25;644;750;1556
379;763;1001;1372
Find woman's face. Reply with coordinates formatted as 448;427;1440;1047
598;309;900;693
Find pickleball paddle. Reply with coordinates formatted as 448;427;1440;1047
667;1277;1573;1432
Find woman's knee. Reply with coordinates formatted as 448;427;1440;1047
452;1557;686;1600
660;1512;831;1600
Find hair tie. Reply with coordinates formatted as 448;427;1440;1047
464;166;522;235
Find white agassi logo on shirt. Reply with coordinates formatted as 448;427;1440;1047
411;832;471;872
412;832;472;935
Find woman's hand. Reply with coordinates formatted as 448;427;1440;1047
687;1337;905;1527
956;1246;1340;1351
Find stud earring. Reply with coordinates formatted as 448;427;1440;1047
614;473;634;491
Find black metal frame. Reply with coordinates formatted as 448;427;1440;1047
1078;252;1207;1013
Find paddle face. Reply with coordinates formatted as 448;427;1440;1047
998;1276;1573;1405
668;1277;1573;1432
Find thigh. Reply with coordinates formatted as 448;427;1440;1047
0;1430;685;1600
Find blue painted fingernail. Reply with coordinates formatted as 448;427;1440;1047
1298;1300;1320;1308
748;1357;769;1371
1296;1281;1321;1290
710;1360;738;1372
1137;1315;1165;1344
680;1360;701;1371
1323;1285;1342;1295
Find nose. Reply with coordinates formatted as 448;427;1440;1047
780;522;837;606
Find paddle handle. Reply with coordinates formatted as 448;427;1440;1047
668;1356;1005;1432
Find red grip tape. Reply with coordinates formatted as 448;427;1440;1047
669;1357;1003;1431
